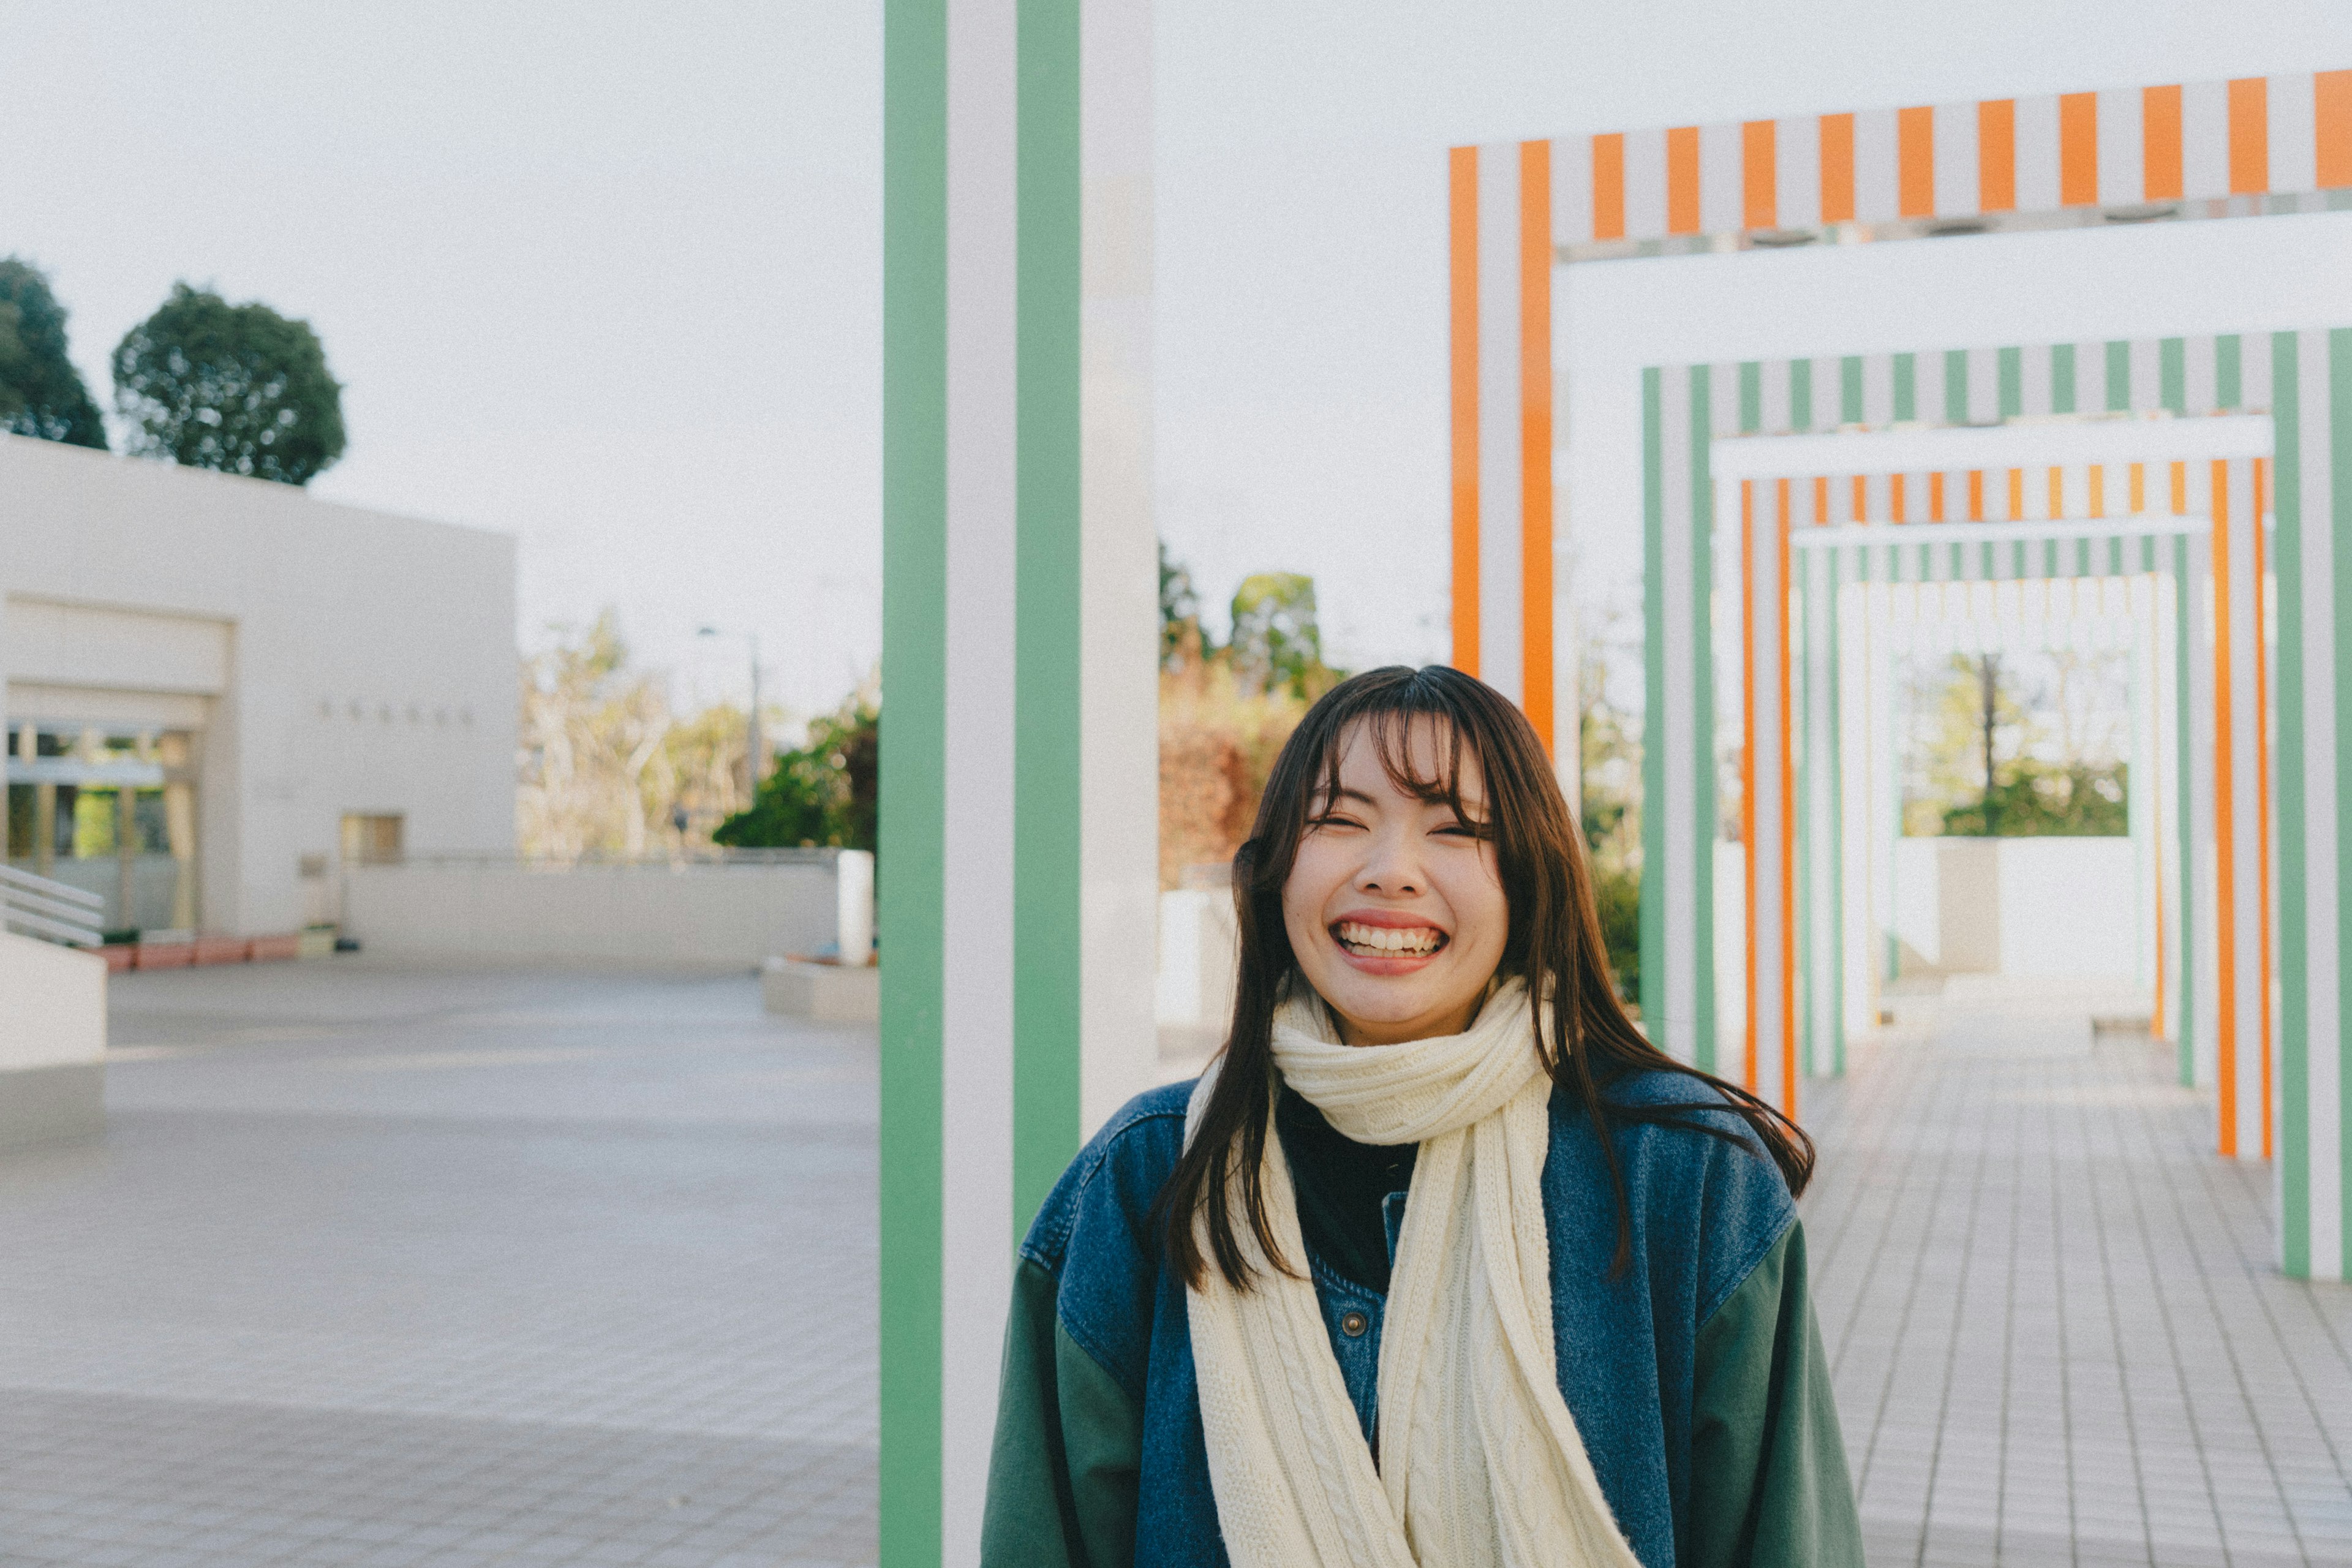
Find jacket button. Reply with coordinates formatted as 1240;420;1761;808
1340;1310;1369;1338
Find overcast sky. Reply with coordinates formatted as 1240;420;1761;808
2;1;2345;722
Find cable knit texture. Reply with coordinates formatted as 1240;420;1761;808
1183;979;1645;1568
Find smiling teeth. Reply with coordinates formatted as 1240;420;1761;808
1336;921;1443;956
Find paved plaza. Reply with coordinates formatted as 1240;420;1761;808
4;963;2351;1565
0;963;877;1567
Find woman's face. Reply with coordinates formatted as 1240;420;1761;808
1281;718;1510;1046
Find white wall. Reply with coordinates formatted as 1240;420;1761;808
1892;837;2140;981
0;932;106;1071
1;435;516;935
342;859;842;969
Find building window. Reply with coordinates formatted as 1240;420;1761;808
341;813;405;865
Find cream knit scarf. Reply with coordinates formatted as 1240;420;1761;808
1182;978;1642;1568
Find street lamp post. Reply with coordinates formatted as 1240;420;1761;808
698;626;764;801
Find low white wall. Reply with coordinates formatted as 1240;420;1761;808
0;932;107;1070
1891;836;2137;979
342;858;844;968
1156;888;1238;1027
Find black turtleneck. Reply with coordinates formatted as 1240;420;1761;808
1273;1085;1417;1292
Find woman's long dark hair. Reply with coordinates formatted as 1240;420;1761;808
1152;664;1814;1292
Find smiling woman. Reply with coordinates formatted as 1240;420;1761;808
981;665;1861;1568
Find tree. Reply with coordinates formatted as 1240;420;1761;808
1227;571;1339;700
0;258;107;448
714;688;879;851
1161;540;1210;672
113;283;345;484
517;611;674;860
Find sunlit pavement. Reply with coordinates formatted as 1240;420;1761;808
1804;1000;2352;1567
0;961;878;1568
9;965;2351;1566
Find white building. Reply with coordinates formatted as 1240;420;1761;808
2;433;515;938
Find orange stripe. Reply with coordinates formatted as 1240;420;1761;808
1819;113;1856;224
2130;461;2146;514
1592;133;1627;239
2171;459;2188;513
1741;480;1759;1093
1777;478;1798;1115
1929;471;1947;522
2007;468;2024;521
2320;70;2352;189
1978;100;2016;211
1449;146;1480;674
1967;469;1985;521
2254;458;2274;1159
1519;141;1555;752
2089;464;2106;519
2212;460;2238;1156
1813;475;1831;525
2059;92;2100;206
2144;85;2185;200
2048;466;2065;520
1743;120;1777;230
1891;473;1907;524
1666;126;1701;235
1897;106;1935;217
2229;77;2270;195
1850;473;1866;524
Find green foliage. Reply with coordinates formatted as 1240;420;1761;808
1940;761;2127;837
0;258;107;448
1228;571;1339;700
714;693;878;851
1161;540;1210;671
113;283;346;484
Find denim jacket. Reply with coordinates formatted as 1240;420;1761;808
980;1069;1862;1567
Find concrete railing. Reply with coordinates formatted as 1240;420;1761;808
0;864;105;948
341;850;867;970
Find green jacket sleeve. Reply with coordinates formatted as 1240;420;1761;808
980;1256;1144;1568
1685;1219;1864;1568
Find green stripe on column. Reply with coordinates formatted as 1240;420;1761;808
1739;360;1762;434
879;0;948;1557
2161;338;2187;413
1998;346;2022;418
1841;356;1863;424
1641;368;1667;1032
1892;353;1916;421
1790;358;1814;431
1690;366;1717;1071
2273;331;2310;1276
2217;334;2242;409
2106;341;2132;412
2332;328;2352;1269
1943;349;1967;424
1012;0;1084;1228
2052;343;2077;414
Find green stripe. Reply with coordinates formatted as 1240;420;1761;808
1739;360;1762;434
2175;529;2198;1085
2051;343;2077;415
1841;356;1864;424
1012;0;1084;1229
2332;328;2352;1269
879;0;948;1555
1790;358;1814;432
1691;366;1717;1071
2161;338;2187;413
1640;368;1667;1031
1943;349;1968;424
2106;340;2132;412
2217;334;2242;409
1998;346;2023;418
1893;352;1917;422
2272;331;2309;1276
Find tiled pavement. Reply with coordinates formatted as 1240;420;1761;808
6;963;2351;1565
1803;1001;2352;1566
0;963;877;1567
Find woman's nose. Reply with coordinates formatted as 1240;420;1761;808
1356;827;1423;894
